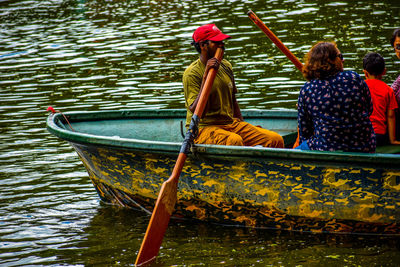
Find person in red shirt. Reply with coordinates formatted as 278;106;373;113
363;52;400;145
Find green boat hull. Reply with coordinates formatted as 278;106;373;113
47;109;400;234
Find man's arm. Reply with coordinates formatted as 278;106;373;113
232;92;243;121
387;109;400;145
228;68;243;121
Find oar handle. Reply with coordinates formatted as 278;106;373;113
193;48;224;117
247;10;303;72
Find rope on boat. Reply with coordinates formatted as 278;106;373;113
122;192;152;215
47;106;75;131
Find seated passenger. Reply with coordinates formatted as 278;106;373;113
390;28;400;140
390;28;400;107
363;52;400;145
183;24;284;148
296;41;376;152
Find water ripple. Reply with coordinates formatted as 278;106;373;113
1;0;399;265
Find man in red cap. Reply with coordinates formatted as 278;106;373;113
182;24;284;148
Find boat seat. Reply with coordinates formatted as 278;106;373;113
280;134;400;153
376;145;400;154
282;131;297;148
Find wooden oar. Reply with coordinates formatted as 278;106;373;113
248;10;303;147
247;10;303;72
135;48;224;266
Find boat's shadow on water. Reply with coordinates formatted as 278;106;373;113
63;204;400;266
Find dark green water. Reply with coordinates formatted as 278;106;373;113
1;0;400;266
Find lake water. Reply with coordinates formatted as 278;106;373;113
1;0;400;266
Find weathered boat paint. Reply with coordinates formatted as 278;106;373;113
47;109;400;235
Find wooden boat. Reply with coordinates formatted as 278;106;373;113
47;109;400;235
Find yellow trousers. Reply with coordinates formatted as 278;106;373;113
195;119;284;148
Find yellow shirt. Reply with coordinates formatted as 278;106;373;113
183;58;236;127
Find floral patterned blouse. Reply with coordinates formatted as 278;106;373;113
391;74;400;105
297;71;376;152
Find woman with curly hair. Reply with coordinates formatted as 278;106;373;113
296;41;376;152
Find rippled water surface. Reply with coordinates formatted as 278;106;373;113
1;0;400;266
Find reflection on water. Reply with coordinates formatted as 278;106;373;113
55;206;400;266
1;0;400;265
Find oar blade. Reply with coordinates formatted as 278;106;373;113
135;179;178;266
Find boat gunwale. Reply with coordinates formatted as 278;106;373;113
46;109;400;166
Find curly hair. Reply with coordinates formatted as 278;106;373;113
302;42;342;81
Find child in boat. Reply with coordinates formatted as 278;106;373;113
363;52;400;145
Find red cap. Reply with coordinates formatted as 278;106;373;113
192;24;231;43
